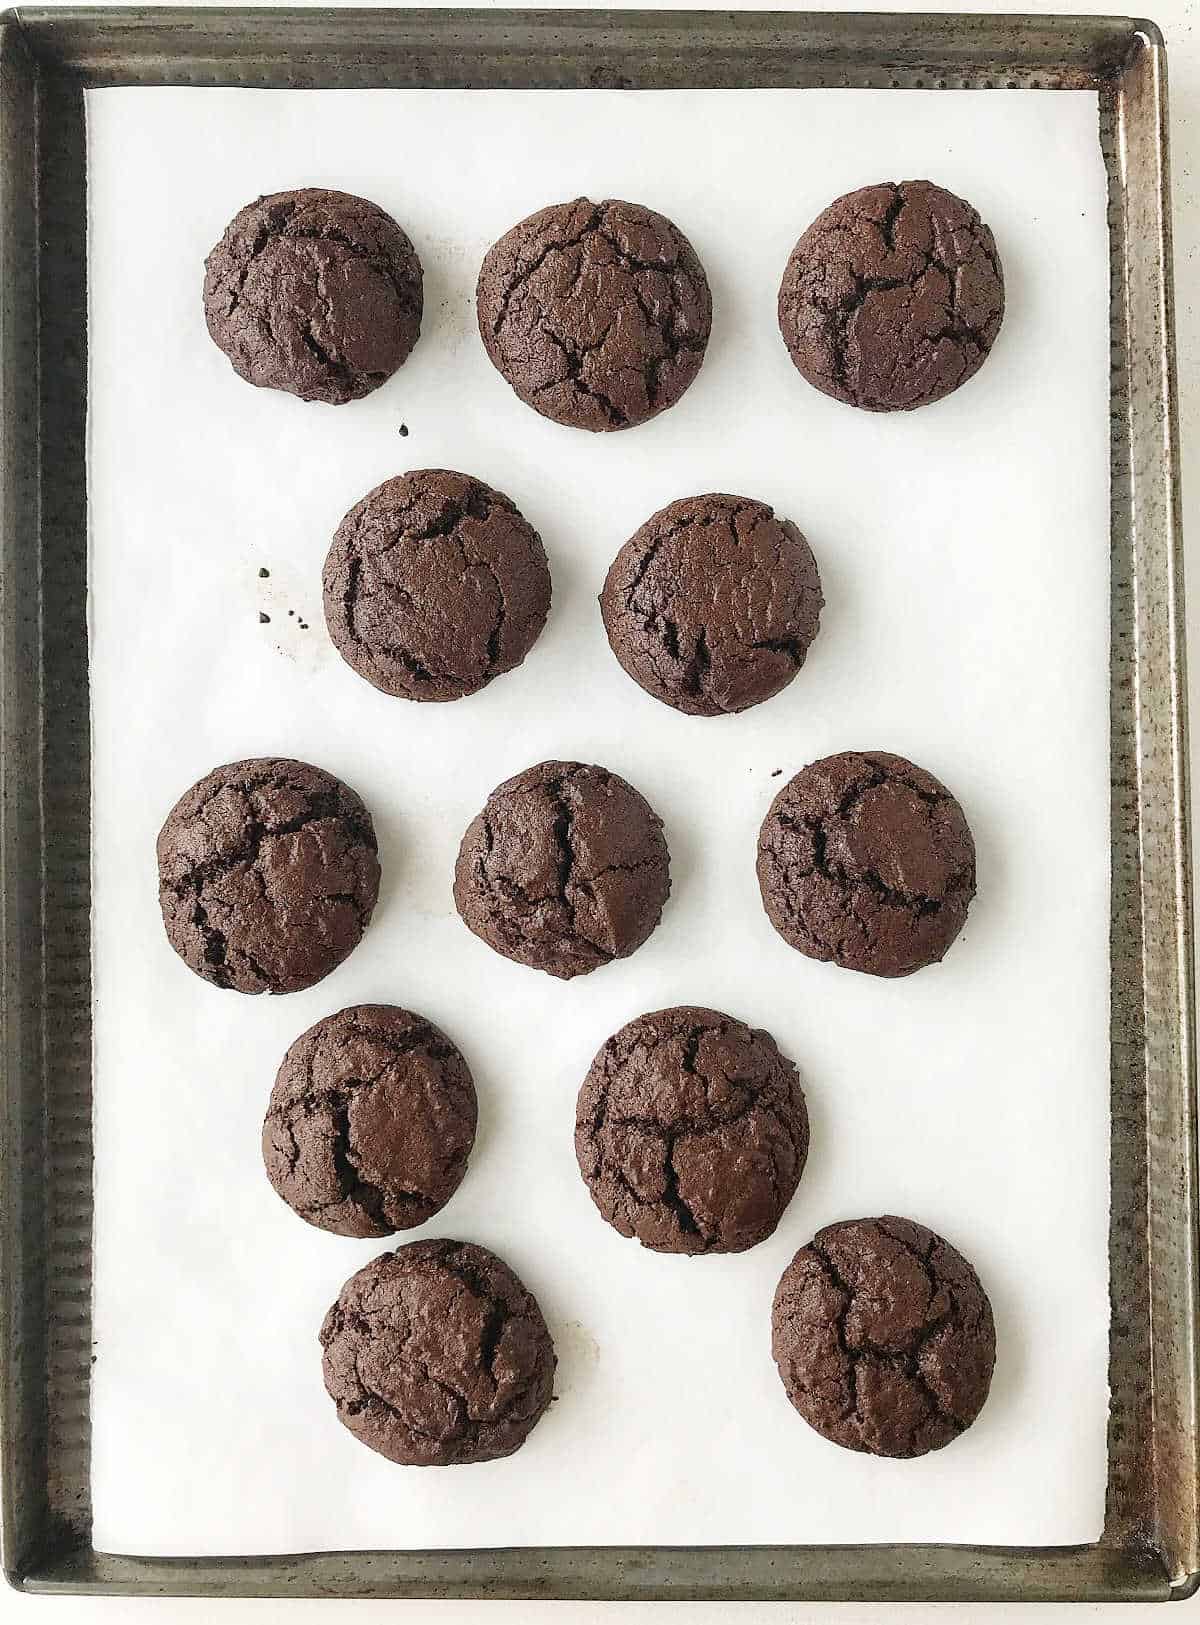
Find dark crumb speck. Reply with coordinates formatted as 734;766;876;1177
288;610;295;617
259;611;270;624
772;768;783;777
258;566;270;578
398;423;409;437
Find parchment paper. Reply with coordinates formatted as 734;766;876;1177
88;85;1111;1553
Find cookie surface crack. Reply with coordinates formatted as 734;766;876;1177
602;494;823;717
320;1240;555;1465
772;1217;995;1457
477;197;711;431
778;179;1004;411
576;1006;808;1256
757;750;975;977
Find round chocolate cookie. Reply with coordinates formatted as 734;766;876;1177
772;1215;996;1457
156;757;380;995
777;180;1004;411
454;761;670;980
476;197;712;431
262;1006;477;1238
320;1238;556;1466
204;188;423;404
600;493;824;717
575;1006;809;1256
757;750;975;978
322;469;551;702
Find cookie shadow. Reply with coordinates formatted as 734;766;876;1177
957;778;1007;965
976;1256;1027;1441
772;1021;828;1252
464;1038;500;1173
525;498;606;677
803;519;852;689
370;799;406;919
419;232;479;360
653;782;702;942
544;1313;604;1426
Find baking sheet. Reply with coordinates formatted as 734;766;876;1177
87;84;1111;1554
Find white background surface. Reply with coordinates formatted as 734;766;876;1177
87;82;1110;1555
7;0;1200;1620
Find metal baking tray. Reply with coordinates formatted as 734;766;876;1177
0;6;1194;1602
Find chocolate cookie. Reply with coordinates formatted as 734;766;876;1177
757;750;975;978
476;197;712;431
777;180;1004;411
204;188;423;404
600;493;824;717
322;469;551;702
454;761;670;980
262;1006;477;1238
320;1239;556;1465
771;1215;996;1457
156;758;380;994
575;1006;809;1255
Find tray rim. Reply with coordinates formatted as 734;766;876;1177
0;6;1194;1603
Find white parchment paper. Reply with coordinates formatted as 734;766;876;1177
88;85;1111;1553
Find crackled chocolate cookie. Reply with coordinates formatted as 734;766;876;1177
454;761;670;979
772;1215;995;1457
157;758;380;994
476;197;712;431
778;180;1004;411
262;1006;477;1238
322;469;551;702
320;1239;556;1465
204;188;423;404
600;493;824;716
575;1006;809;1255
757;751;975;978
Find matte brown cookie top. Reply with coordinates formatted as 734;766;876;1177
778;180;1004;411
757;750;976;978
772;1215;996;1457
476;197;712;431
262;1005;477;1238
156;757;380;994
600;493;824;716
575;1006;809;1255
322;469;551;702
203;188;423;404
454;760;670;980
320;1238;556;1466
